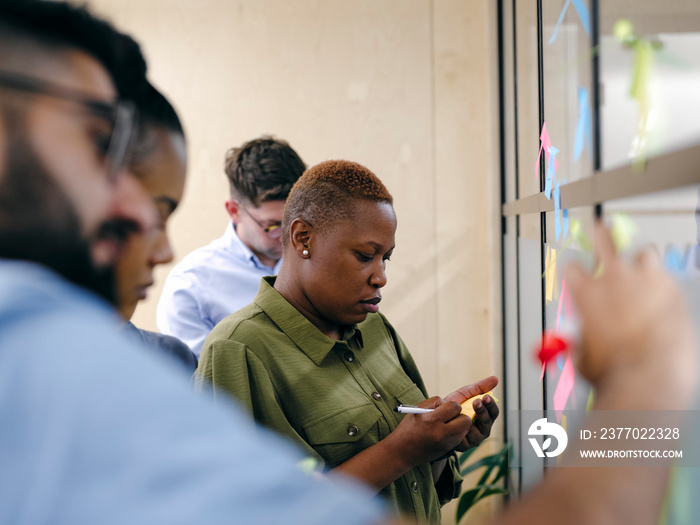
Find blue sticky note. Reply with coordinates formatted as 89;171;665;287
571;0;591;36
548;0;571;44
549;0;591;45
554;183;562;241
561;177;569;239
664;247;691;273
545;147;558;199
574;87;592;161
557;353;565;371
544;146;559;200
665;250;681;271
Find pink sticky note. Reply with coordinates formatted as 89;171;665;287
540;362;546;382
536;123;559;180
553;354;575;423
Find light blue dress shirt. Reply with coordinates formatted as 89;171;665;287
0;260;386;525
157;223;281;356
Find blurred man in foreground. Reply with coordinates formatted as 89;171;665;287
0;2;384;523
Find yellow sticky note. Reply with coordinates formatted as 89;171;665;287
544;246;551;301
570;219;593;252
557;415;568;465
546;247;557;302
586;388;595;413
460;392;499;420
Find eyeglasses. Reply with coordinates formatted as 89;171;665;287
236;202;282;238
0;70;138;182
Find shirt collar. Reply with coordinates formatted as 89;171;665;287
254;276;363;366
224;222;278;272
122;321;145;344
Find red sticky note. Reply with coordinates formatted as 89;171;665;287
536;331;570;366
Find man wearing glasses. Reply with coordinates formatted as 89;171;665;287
0;8;155;301
157;136;306;356
0;3;389;524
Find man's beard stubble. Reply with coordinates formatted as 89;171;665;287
0;113;118;304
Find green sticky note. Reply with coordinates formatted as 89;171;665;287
631;39;653;106
570;219;593;253
613;19;634;43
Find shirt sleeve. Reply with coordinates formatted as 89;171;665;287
133;327;199;374
379;313;464;506
156;271;213;357
0;304;388;525
195;338;325;464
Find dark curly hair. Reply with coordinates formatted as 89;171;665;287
224;136;305;206
0;0;147;100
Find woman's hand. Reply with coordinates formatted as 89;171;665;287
330;380;499;490
444;376;499;451
388;396;471;467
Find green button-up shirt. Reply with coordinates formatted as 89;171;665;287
195;277;462;523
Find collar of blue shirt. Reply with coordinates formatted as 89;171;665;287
224;222;282;272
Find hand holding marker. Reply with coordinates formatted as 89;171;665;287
395;392;498;419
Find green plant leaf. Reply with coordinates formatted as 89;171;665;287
456;440;513;522
491;449;511;485
477;461;498;486
477;450;511;488
456;487;482;522
456;485;509;523
458;445;480;466
460;454;502;477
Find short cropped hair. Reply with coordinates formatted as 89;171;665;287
224;137;305;206
281;160;393;248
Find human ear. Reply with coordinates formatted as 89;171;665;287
290;218;312;259
224;200;241;224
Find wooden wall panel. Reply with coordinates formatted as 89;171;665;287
83;1;500;522
432;2;501;522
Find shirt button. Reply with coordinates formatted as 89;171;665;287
344;351;355;362
372;391;382;401
411;481;419;493
347;425;359;437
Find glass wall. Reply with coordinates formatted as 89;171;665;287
499;0;700;505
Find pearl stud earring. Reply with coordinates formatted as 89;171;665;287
302;249;309;256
